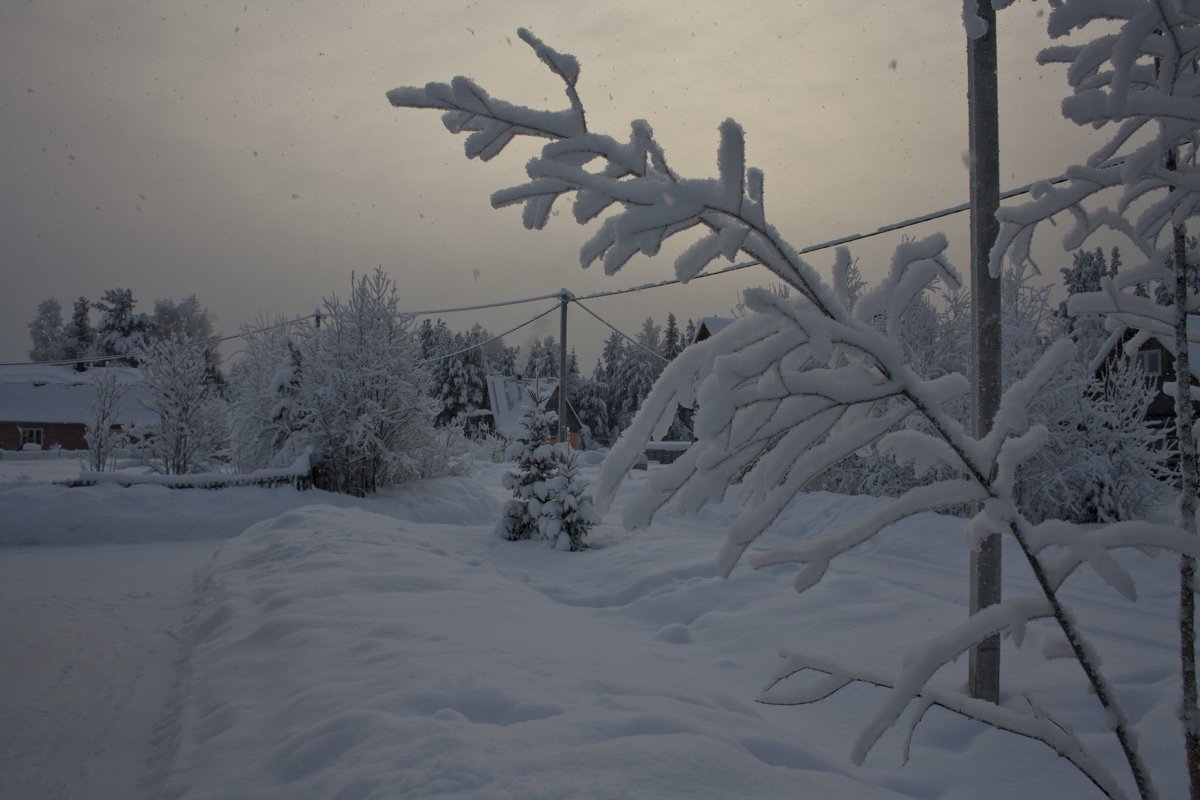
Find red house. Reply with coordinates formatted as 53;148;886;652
0;365;153;452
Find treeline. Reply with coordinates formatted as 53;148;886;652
27;289;217;368
419;312;701;446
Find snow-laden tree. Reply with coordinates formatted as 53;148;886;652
391;23;1200;798
84;369;130;472
544;447;600;550
661;312;684;361
523;335;560;381
62;296;95;368
434;330;487;426
614;318;665;432
27;298;66;362
93;288;152;366
475;323;518;376
151;295;217;363
228;318;307;474
299;268;446;496
991;3;1200;795
135;335;227;475
574;369;611;448
496;390;597;549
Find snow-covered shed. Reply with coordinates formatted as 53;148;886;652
0;365;154;451
481;376;583;448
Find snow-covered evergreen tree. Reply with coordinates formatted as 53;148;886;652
62;296;95;368
540;447;599;550
496;391;560;542
496;390;597;548
614;318;664;432
661;313;683;361
575;367;611;447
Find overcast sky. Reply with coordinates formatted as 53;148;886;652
1;1;1103;369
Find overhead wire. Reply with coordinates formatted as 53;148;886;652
4;158;1126;370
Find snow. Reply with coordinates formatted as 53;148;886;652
0;457;1189;799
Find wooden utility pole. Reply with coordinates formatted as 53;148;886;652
968;0;1003;703
558;289;571;445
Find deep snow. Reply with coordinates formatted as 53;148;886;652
0;456;1187;799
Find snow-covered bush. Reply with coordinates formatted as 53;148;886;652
135;335;228;475
228;319;306;473
227;270;453;495
300;268;446;496
496;391;597;550
391;19;1199;799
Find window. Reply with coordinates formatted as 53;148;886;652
19;428;43;448
1137;349;1162;377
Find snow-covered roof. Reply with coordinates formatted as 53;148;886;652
0;365;155;425
691;316;735;345
484;376;559;439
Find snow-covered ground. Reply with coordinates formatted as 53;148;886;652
0;456;1187;799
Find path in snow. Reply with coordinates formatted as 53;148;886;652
0;541;217;800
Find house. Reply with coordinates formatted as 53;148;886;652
1091;317;1200;427
690;316;735;346
0;365;154;451
479;376;583;449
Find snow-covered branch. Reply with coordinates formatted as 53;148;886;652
389;21;1185;798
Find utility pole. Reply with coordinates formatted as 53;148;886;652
558;289;571;446
968;0;1003;703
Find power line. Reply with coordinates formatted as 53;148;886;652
418;304;559;364
572;300;669;364
4;159;1125;370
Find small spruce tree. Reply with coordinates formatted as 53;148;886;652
496;391;561;541
496;390;598;549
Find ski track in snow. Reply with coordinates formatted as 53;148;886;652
0;541;217;800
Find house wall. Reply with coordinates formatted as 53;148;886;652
0;422;89;451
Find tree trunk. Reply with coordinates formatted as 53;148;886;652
1172;214;1200;798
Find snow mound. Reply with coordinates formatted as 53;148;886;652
162;504;900;800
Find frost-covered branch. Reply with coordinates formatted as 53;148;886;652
389;24;1184;798
761;636;1127;800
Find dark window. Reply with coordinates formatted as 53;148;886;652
20;428;43;447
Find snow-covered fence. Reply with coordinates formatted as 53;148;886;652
61;452;313;491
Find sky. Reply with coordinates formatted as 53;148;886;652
0;0;1106;370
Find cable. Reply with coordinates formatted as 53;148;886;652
418;304;559;364
405;292;565;317
5;159;1126;370
572;300;669;363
